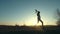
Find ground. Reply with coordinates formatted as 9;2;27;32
0;25;60;34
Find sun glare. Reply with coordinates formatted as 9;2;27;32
24;16;42;26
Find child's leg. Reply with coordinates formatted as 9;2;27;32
40;19;43;27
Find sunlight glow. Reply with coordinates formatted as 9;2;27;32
24;16;48;26
25;16;37;26
24;16;45;26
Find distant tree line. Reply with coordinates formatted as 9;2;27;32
56;8;60;26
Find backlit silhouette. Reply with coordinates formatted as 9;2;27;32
35;9;43;27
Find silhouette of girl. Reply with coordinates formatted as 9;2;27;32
35;9;43;27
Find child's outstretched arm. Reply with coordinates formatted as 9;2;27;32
35;9;38;13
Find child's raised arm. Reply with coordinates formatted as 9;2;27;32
35;9;38;13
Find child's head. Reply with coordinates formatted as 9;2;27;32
38;11;40;13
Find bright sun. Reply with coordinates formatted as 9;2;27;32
24;16;47;26
25;16;41;26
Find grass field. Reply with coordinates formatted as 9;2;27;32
0;25;60;34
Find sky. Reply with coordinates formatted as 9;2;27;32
0;0;60;26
